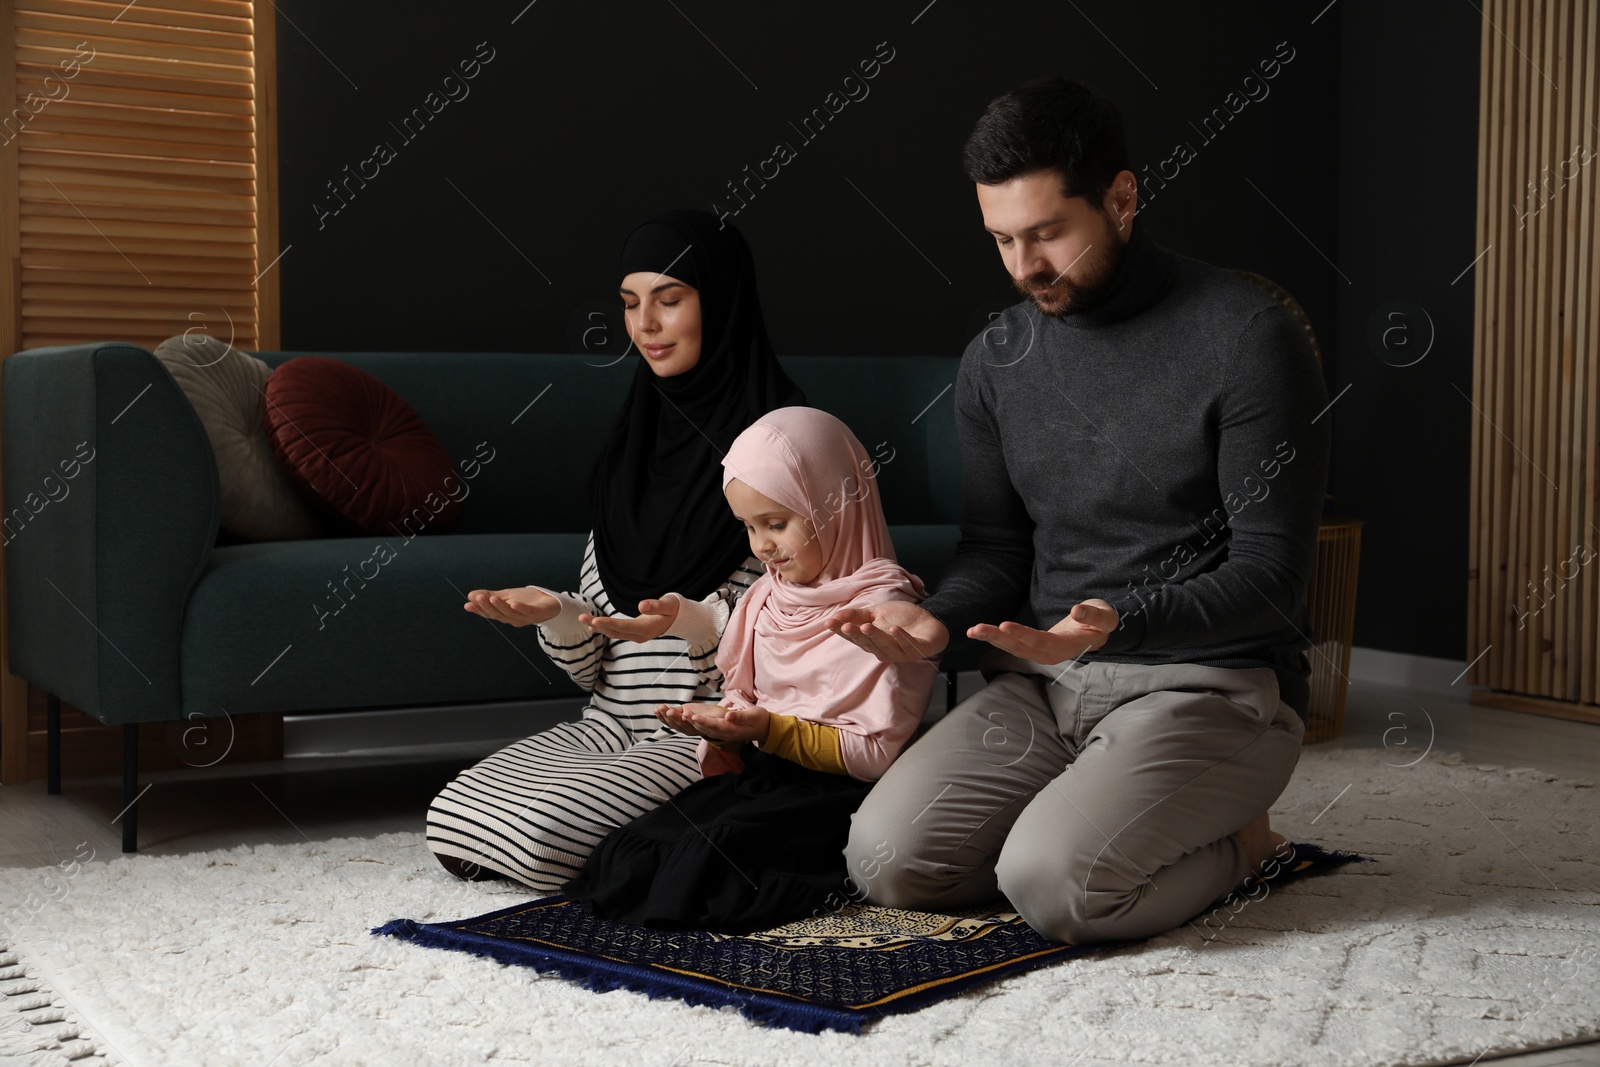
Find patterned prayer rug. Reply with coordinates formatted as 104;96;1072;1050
374;841;1370;1034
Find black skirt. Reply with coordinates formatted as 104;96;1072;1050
561;745;872;934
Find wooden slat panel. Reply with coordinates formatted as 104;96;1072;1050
18;72;255;111
19;145;253;179
23;270;256;292
17;9;252;51
19;232;255;258
16;35;253;78
18;58;255;98
21;303;257;326
22;196;254;227
33;98;255;133
1580;1;1600;705
19;129;256;163
19;163;254;196
30;0;251;34
1468;0;1600;721
26;111;255;145
1552;1;1581;700
22;325;259;343
23;283;258;306
1486;0;1511;690
20;180;252;211
21;329;259;350
252;0;275;349
130;0;253;17
25;312;253;333
21;215;257;246
16;56;254;96
20;247;257;273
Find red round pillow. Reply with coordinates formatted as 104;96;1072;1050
262;356;463;536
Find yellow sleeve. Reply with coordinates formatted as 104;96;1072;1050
759;713;850;775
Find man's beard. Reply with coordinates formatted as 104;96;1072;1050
1014;215;1128;317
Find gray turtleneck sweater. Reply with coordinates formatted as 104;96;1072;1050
920;223;1332;719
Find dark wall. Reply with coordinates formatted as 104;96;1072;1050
274;1;1479;661
1334;4;1481;662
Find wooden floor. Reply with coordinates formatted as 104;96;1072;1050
1;677;1597;1065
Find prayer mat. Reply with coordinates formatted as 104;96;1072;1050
374;841;1370;1034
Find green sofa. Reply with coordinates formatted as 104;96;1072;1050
3;344;966;850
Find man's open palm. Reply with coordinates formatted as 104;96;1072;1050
967;598;1119;665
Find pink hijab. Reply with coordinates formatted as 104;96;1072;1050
700;406;936;780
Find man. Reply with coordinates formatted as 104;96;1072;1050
829;77;1330;945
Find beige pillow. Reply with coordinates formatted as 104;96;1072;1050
154;333;323;541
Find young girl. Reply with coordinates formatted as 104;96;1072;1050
561;406;937;933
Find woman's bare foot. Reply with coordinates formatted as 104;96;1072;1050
1232;811;1288;877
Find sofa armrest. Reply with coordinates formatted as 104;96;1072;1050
4;343;219;725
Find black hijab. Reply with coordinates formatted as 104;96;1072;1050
588;209;805;611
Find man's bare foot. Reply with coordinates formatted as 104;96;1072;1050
1232;811;1289;877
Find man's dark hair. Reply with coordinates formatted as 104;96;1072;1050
962;77;1130;209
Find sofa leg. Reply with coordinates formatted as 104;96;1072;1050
945;670;959;713
121;723;139;854
46;694;61;795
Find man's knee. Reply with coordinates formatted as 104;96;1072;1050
842;787;984;909
843;795;929;908
995;844;1120;944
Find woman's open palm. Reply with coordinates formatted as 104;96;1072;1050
581;596;681;643
463;587;559;627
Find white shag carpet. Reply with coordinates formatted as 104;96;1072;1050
0;746;1597;1067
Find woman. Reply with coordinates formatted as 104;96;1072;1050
425;209;805;890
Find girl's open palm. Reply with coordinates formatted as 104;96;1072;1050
654;703;769;744
581;596;681;643
463;587;559;627
687;704;769;744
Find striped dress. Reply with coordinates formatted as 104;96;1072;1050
425;532;763;891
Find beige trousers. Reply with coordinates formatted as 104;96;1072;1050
844;656;1305;944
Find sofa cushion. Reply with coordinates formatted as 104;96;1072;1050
153;334;325;542
180;532;591;714
263;355;464;536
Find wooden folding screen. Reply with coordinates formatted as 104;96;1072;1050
1468;0;1600;724
0;0;281;782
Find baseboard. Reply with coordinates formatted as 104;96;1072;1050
1347;646;1475;697
282;698;586;757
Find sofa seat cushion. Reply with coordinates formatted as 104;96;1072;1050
181;532;589;715
181;524;969;717
153;334;323;542
262;355;464;536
